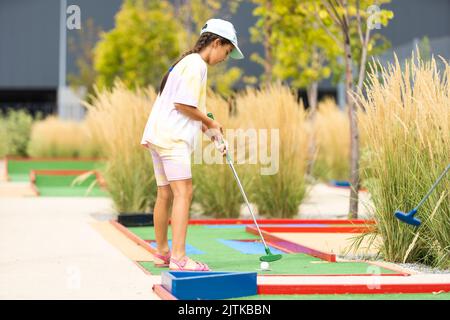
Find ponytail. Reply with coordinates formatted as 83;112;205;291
158;32;232;95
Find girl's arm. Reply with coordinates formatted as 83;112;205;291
174;103;222;133
175;103;227;155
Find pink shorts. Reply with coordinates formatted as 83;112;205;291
148;143;192;186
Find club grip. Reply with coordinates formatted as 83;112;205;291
207;112;220;143
207;112;221;141
206;112;230;160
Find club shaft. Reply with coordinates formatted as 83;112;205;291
225;154;269;249
415;164;450;210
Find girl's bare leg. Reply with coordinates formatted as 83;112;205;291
168;179;193;260
153;185;173;255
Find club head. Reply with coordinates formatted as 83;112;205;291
260;254;283;262
260;247;283;262
395;210;421;227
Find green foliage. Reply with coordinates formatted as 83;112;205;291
250;0;394;90
273;0;342;89
0;117;7;158
0;109;38;157
249;0;340;87
94;0;243;97
26;116;102;159
94;0;184;90
103;153;157;213
192;162;244;218
417;36;432;61
233;84;311;218
83;81;158;213
253;169;308;218
354;56;450;269
316;0;394;86
209;66;243;97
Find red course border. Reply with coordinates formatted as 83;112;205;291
29;169;108;196
153;285;178;300
188;219;375;225
110;220;157;255
259;273;407;277
258;283;450;295
257;226;374;233
4;156;9;181
5;155;106;161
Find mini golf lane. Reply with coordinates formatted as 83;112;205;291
6;158;105;182
32;172;109;197
115;222;450;299
127;225;398;276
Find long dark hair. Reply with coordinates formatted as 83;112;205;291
158;32;232;95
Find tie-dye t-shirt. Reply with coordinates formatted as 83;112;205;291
141;53;207;151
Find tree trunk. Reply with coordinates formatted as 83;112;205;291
307;81;319;114
357;27;371;92
343;32;360;219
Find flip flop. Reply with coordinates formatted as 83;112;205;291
153;252;171;268
169;256;210;271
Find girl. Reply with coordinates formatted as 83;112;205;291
140;19;244;271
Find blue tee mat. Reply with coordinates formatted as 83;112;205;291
217;239;285;255
162;271;257;300
149;240;204;255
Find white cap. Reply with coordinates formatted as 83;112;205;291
200;18;244;60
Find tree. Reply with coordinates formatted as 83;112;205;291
94;0;184;90
250;0;392;109
252;0;344;178
316;0;393;218
270;0;343;112
248;0;392;185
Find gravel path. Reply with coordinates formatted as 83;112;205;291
397;263;450;275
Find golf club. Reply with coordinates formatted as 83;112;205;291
395;164;450;226
207;112;282;262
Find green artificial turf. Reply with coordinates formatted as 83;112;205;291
7;159;105;182
129;226;397;276
230;292;450;300
34;174;109;197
